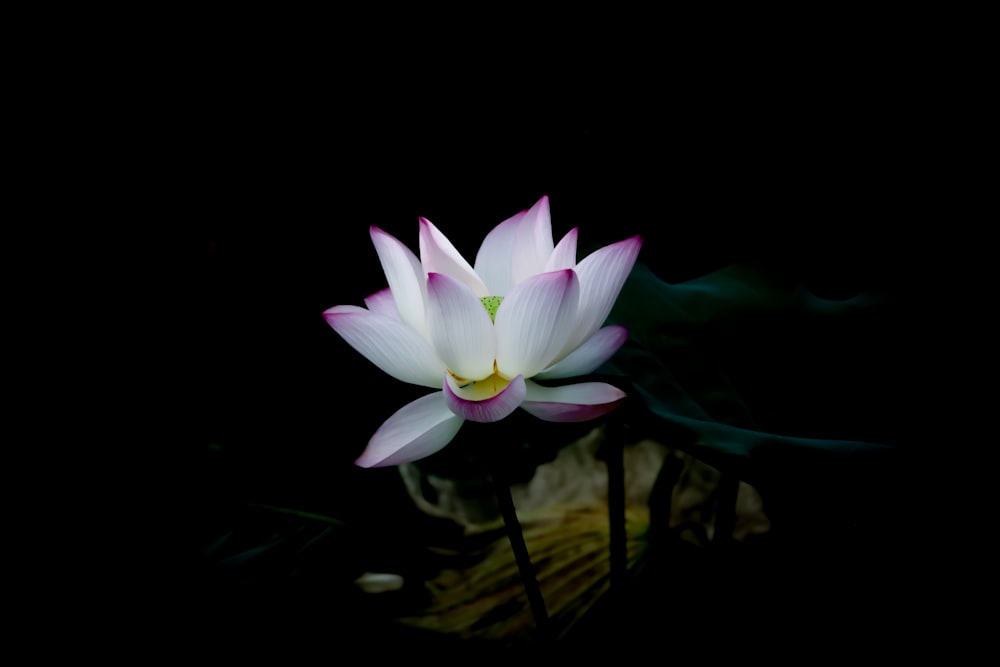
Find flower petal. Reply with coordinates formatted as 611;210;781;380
363;287;400;319
323;305;444;388
419;217;489;297
426;272;496;380
474;207;527;296
520;380;626;422
534;325;629;380
355;392;464;467
561;235;643;354
444;372;526;423
544;227;578;272
370;226;428;337
511;195;555;285
494;269;579;378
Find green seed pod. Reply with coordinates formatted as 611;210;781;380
480;296;503;322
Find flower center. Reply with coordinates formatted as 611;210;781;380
452;371;511;400
448;360;505;386
479;296;503;323
446;297;506;389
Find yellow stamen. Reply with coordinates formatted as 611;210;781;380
447;369;469;384
453;372;510;400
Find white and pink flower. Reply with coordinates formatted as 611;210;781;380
324;196;642;467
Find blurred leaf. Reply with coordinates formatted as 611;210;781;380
605;260;898;481
399;503;649;644
247;502;346;527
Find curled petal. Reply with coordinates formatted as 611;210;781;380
426;272;496;381
544;227;578;272
474;207;527;297
363;287;400;319
355;392;464;467
419;218;489;297
535;325;629;380
494;269;579;378
561;235;643;354
520;379;626;422
370;227;428;337
511;195;555;285
444;372;526;423
323;306;445;388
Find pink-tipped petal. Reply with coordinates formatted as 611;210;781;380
419;217;489;297
444;373;526;423
370;227;428;337
562;235;643;354
363;287;400;319
355;392;464;467
494;269;580;378
534;325;629;380
426;272;496;381
323;306;445;388
544;227;578;272
520;380;626;422
474;207;528;297
511;195;555;285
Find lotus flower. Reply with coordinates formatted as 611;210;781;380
324;196;642;468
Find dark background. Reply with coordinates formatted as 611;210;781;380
131;39;973;653
173;69;934;489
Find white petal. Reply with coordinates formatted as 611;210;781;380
444;372;526;423
520;380;626;422
562;235;643;354
494;269;579;378
323;306;444;388
474;207;527;296
370;227;429;337
544;227;578;272
426;272;496;381
355;392;464;467
419;218;489;297
511;195;555;285
364;287;400;319
535;325;629;380
354;572;404;593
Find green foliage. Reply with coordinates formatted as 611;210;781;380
605;260;898;483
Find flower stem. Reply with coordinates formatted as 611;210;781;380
490;467;551;641
605;417;626;591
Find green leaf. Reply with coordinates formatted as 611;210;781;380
605;260;898;480
247;502;347;527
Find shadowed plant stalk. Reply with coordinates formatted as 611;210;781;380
605;412;626;592
489;462;552;641
484;409;630;643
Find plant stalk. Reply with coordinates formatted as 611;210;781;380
491;468;551;640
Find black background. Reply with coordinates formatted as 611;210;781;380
174;68;932;489
118;31;975;654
